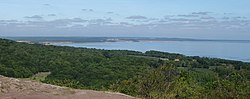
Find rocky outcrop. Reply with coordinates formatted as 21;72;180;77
0;75;134;99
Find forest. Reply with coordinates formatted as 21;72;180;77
0;38;250;98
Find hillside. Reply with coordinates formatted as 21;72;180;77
0;75;134;99
0;38;250;98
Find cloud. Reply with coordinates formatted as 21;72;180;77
126;16;148;20
232;16;247;20
0;20;19;26
82;9;94;12
169;18;201;23
119;22;133;26
81;9;87;11
43;4;50;6
89;9;94;12
0;20;18;23
222;17;230;20
24;15;43;20
88;18;113;25
1;13;250;39
46;18;88;26
178;14;199;17
48;14;56;17
106;12;114;14
192;12;211;15
70;18;88;23
223;13;233;15
200;16;215;20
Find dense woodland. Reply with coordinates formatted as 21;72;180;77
1;38;250;98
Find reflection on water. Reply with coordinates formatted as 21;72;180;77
53;41;250;62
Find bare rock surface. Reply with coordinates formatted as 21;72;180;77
0;75;135;99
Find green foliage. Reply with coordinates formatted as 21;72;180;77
0;38;250;98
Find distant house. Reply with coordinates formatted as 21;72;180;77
174;59;180;62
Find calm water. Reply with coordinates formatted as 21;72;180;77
53;41;250;62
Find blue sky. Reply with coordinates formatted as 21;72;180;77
0;0;250;39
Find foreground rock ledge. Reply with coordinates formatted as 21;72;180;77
0;75;135;99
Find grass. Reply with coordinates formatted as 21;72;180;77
24;72;51;82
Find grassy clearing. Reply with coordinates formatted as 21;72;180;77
23;72;51;82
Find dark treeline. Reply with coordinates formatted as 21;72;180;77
0;38;250;98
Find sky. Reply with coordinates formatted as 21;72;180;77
0;0;250;39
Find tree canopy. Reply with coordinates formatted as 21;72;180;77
0;38;250;98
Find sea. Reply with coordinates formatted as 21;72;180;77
52;41;250;62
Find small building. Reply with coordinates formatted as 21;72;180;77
174;59;180;62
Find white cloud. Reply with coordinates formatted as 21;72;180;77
24;15;43;20
126;16;148;20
